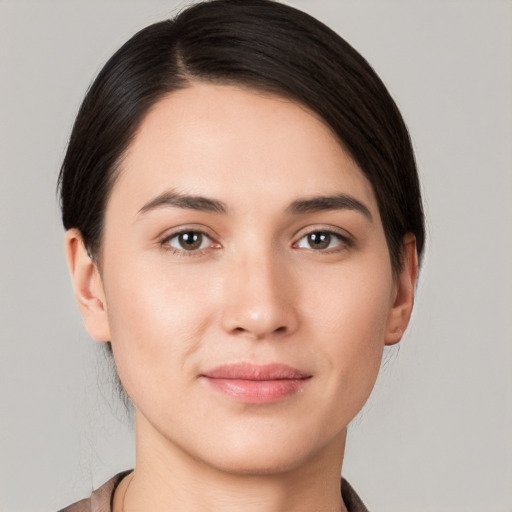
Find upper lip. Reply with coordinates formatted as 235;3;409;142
201;363;311;380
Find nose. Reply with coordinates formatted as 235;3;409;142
221;251;299;340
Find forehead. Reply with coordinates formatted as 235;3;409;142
110;82;378;216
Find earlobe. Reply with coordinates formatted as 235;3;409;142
65;229;111;342
384;233;419;345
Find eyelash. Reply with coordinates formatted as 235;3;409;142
293;229;352;253
160;229;219;257
160;228;352;256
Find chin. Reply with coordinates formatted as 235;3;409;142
205;445;312;477
190;425;343;478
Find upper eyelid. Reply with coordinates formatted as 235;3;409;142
294;231;347;246
160;229;220;256
164;231;213;243
292;224;353;242
291;227;354;253
157;225;353;248
160;225;218;243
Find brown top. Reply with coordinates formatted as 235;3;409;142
58;471;369;512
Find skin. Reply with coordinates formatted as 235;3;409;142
66;83;418;512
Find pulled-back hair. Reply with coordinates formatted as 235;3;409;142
59;0;424;274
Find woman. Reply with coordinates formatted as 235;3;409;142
58;0;424;510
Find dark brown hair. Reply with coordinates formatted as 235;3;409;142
59;0;425;274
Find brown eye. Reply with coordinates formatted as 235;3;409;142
178;232;203;250
166;231;211;251
295;231;345;251
307;232;332;250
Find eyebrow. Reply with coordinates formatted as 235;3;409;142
138;190;227;215
137;190;372;220
286;194;373;220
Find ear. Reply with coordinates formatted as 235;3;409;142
65;229;111;342
384;233;419;345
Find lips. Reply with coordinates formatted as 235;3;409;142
201;363;311;404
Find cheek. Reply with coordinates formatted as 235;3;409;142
306;253;393;338
306;260;393;399
101;257;218;397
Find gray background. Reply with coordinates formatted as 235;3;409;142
1;1;511;511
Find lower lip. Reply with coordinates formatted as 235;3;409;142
204;377;309;404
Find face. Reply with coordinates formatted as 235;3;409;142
69;83;416;475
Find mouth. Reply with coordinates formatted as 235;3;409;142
200;363;312;404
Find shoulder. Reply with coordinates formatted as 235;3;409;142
57;496;89;512
341;478;370;512
57;471;132;512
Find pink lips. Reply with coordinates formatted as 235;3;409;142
201;363;311;404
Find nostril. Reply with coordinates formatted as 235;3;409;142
231;325;287;336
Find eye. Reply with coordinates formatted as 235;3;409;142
295;231;347;251
163;230;214;252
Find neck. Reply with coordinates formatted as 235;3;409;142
119;411;348;512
